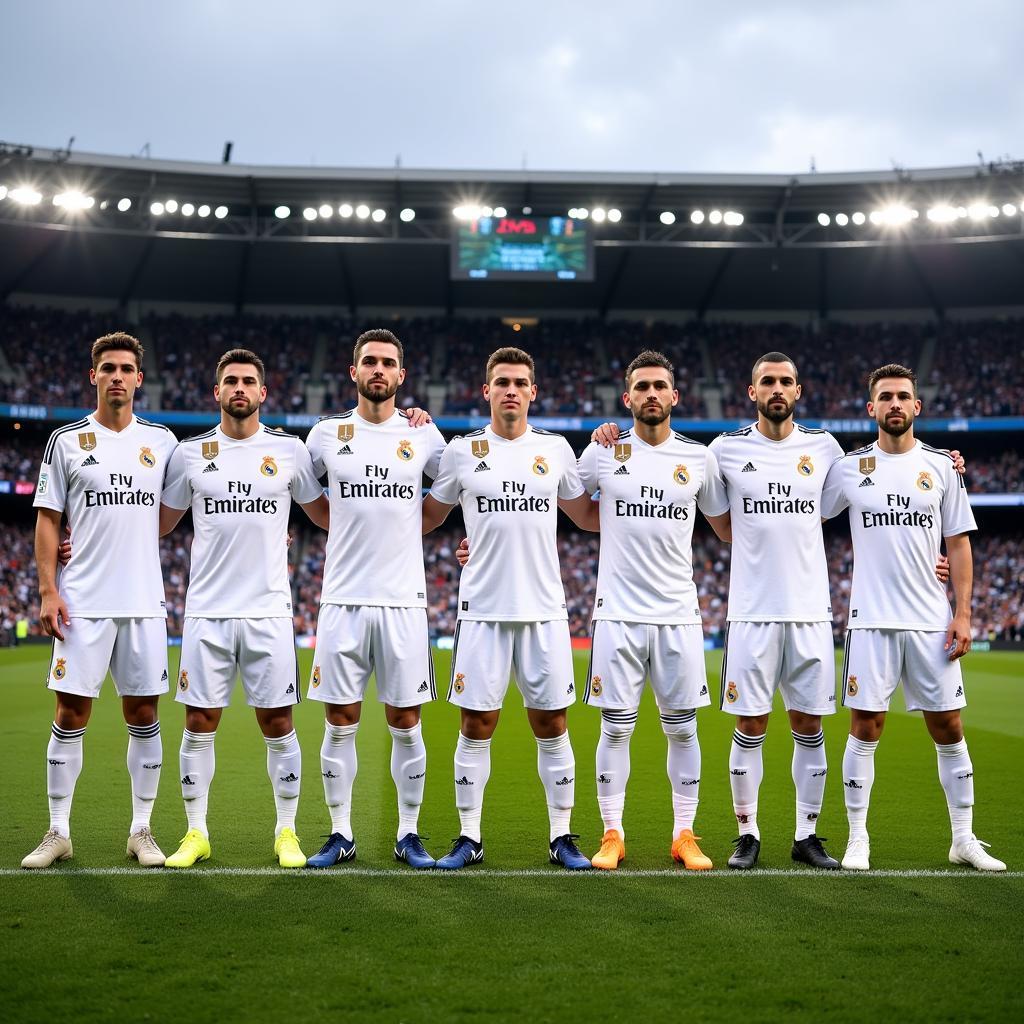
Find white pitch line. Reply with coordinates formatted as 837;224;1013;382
2;867;1021;878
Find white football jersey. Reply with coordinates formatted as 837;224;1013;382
430;425;585;622
821;439;977;631
34;414;177;617
163;424;323;618
578;430;729;624
708;423;844;623
307;409;446;608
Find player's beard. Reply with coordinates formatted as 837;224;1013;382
357;377;399;404
757;396;795;423
222;396;259;419
632;400;671;426
880;411;914;436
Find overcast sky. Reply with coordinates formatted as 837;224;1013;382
3;0;1021;174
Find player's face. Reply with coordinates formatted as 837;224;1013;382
749;361;800;422
351;342;405;403
215;363;266;420
483;363;536;425
868;377;920;436
90;349;142;409
624;367;678;425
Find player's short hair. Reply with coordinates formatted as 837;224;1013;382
215;348;266;386
752;351;798;382
625;350;675;387
486;346;535;383
868;363;918;398
91;332;144;371
353;328;404;368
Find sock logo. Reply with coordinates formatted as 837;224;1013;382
455;775;473;786
811;768;828;777
957;771;974;780
182;774;195;786
678;778;699;786
48;759;66;766
143;762;162;770
844;779;863;789
730;769;747;776
597;773;612;784
806;812;819;820
408;772;426;780
279;772;299;783
555;776;573;786
736;813;751;823
322;770;339;778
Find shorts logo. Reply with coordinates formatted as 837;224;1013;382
725;681;738;704
453;672;466;695
533;456;549;476
614;443;631;463
859;456;876;475
916;471;933;491
471;439;489;459
847;675;858;697
312;665;321;688
52;658;67;681
261;456;278;477
397;440;414;461
590;675;603;697
178;669;189;692
202;441;219;461
673;464;689;485
797;455;814;476
337;424;355;442
139;447;157;468
78;432;97;451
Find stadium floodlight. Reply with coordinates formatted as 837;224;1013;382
303;207;317;221
927;205;957;223
355;204;370;219
481;206;493;218
591;207;606;223
371;208;386;222
817;212;831;227
607;208;622;222
117;197;131;212
690;210;705;224
214;205;228;219
576;208;589;219
198;204;211;217
709;209;723;225
881;204;914;225
851;211;866;225
274;205;290;219
10;186;43;205
150;201;165;216
453;205;467;219
967;203;989;221
723;210;743;226
164;199;179;214
869;210;883;225
0;185;7;201
988;205;999;218
339;203;353;217
399;207;416;222
522;205;532;214
181;203;195;217
659;211;676;225
957;206;967;218
493;206;507;218
53;191;95;210
568;208;579;219
319;204;333;219
835;212;849;226
1002;203;1017;216
99;200;109;210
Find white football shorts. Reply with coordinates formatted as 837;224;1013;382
447;619;575;712
719;620;837;716
176;616;299;709
307;604;435;708
841;628;966;713
584;620;711;711
46;617;169;699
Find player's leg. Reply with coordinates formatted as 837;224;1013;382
256;706;305;868
385;703;434;868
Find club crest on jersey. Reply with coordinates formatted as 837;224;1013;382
614;444;632;463
726;681;738;704
453;672;466;695
532;456;549;476
673;464;689;485
312;665;321;688
202;441;219;461
397;440;414;461
797;455;814;476
78;432;97;451
916;471;934;491
139;447;157;468
178;670;189;692
847;675;858;697
261;456;278;477
471;439;489;459
337;424;354;442
590;675;603;697
52;658;67;681
859;456;876;476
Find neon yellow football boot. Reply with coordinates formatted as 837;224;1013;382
274;827;306;868
164;829;211;868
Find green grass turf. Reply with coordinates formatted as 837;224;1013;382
1;645;1021;1023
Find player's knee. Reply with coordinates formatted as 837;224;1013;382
736;715;768;737
123;697;159;728
660;709;697;742
850;712;885;742
326;703;361;727
185;707;220;734
55;695;91;731
600;709;636;746
385;704;420;730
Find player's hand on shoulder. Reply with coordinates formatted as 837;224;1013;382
948;449;966;476
591;422;620;447
57;524;72;566
456;537;470;567
405;407;433;428
934;554;950;584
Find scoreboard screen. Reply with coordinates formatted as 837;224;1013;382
451;215;593;282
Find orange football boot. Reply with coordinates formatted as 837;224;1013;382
672;828;713;870
591;828;626;870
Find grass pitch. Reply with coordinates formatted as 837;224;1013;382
1;645;1021;1023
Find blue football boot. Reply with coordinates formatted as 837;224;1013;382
305;832;356;868
550;834;594;870
434;836;484;870
395;833;436;869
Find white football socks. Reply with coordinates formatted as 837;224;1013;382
729;729;765;838
126;720;162;834
454;733;491;843
792;729;827;841
180;729;216;836
842;735;878;840
265;729;301;835
321;722;358;839
662;710;700;837
47;723;85;839
935;739;974;843
596;709;636;840
390;722;426;840
536;732;575;842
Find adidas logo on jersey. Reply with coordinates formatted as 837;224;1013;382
417;681;429;693
455;775;473;786
81;454;99;466
859;476;874;487
614;464;629;475
741;462;757;472
474;460;491;472
202;461;219;473
337;444;353;455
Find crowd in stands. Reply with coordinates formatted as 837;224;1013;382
3;521;1021;646
927;320;1024;417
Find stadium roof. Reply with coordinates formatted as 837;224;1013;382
2;143;1023;315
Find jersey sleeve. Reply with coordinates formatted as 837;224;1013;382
577;441;600;495
557;438;586;500
939;458;977;537
825;432;845;466
423;426;446;481
697;447;730;517
290;439;326;504
819;459;849;520
429;441;462;505
305;423;325;477
33;433;68;512
707;435;730;498
161;443;193;511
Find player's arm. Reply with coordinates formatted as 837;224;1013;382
35;508;69;641
159;503;187;537
299;494;330;530
591;422;621;447
422;494;455;534
402;408;433;428
944;533;973;661
558;493;600;532
704;511;731;543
